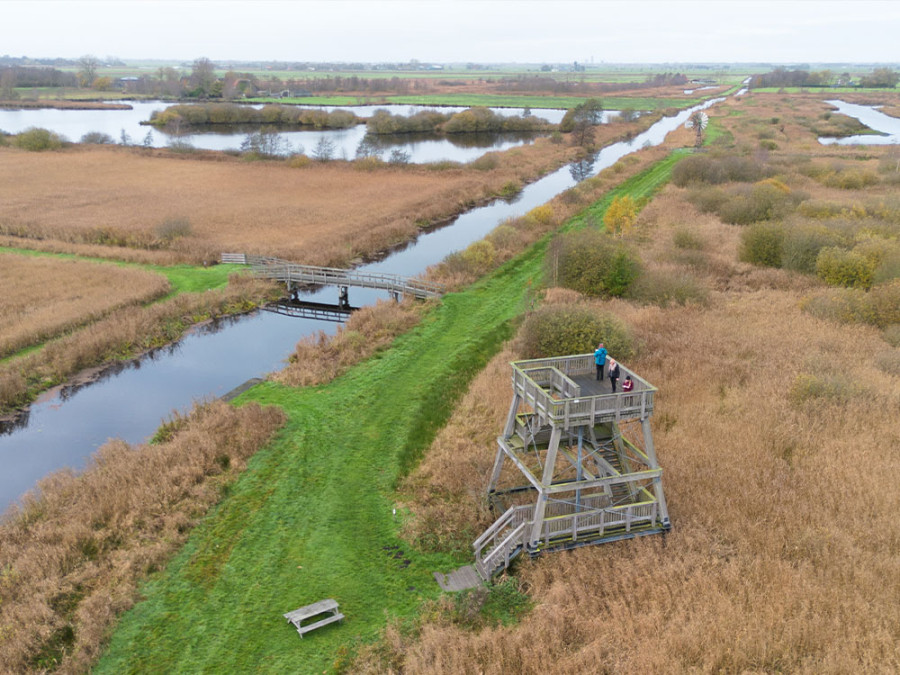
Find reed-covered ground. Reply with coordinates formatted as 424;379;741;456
0;252;171;359
351;91;900;673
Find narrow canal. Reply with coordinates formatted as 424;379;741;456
0;97;723;511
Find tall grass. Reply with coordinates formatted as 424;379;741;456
0;253;171;358
0;275;279;412
363;178;900;672
0;400;286;674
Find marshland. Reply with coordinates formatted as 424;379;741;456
1;52;899;675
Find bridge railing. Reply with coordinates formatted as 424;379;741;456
220;253;444;298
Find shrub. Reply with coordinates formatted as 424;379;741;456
546;230;640;298
801;280;900;327
287;154;312;168
13;127;64;151
882;324;900;347
626;268;709;307
520;304;634;360
815;247;875;289
781;222;842;273
716;181;801;225
603;195;638;235
822;168;879;190
671;154;767;186
739;222;785;267
874;349;900;375
156;217;192;243
527;204;555;226
759;139;779;151
789;372;858;405
672;227;706;250
469;154;498;171
442;240;496;278
80;131;115;144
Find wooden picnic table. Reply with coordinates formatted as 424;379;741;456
283;598;344;637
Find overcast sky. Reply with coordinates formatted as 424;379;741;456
5;0;900;65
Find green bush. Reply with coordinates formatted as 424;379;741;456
822;168;879;190
520;304;634;360
546;230;640;298
815;247;875;289
781;223;842;273
13;127;64;151
739;222;785;267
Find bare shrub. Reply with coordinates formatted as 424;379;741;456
801;280;900;327
672;227;706;250
0;400;286;673
154;216;192;243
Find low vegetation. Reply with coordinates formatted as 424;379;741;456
148;103;358;129
0;253;172;359
0;138;578;266
0;274;279;413
0;400;286;674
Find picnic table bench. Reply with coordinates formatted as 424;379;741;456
283;598;344;637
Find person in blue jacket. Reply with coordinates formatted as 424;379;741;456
594;342;607;381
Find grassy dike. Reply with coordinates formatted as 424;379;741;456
95;154;681;673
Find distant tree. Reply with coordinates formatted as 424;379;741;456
0;68;17;99
119;128;131;146
190;57;217;98
860;68;899;89
92;76;112;91
560;98;603;148
78;54;100;87
312;137;335;161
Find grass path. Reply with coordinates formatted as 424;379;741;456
95;156;680;674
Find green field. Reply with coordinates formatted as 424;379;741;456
95;155;681;673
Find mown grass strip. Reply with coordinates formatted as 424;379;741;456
96;155;681;674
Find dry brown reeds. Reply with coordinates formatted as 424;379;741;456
0;253;171;358
366;138;900;670
0;138;576;266
0;275;279;412
274;298;429;387
0;399;286;674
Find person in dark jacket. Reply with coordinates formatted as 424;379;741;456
594;343;607;381
608;358;620;392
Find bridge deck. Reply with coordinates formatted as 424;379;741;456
221;253;444;300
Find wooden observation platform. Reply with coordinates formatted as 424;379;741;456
221;253;444;307
473;354;670;581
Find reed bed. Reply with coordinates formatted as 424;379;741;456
0;275;279;413
369;182;900;671
357;95;900;670
0;400;286;674
0;253;171;358
0;139;576;266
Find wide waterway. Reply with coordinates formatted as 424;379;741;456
0;97;723;512
0;101;575;163
819;99;900;145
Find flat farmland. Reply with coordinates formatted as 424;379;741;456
0;140;574;266
0;252;171;358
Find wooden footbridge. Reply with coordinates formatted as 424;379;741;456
473;353;670;581
221;253;444;306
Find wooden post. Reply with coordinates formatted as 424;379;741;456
641;418;670;527
527;426;561;549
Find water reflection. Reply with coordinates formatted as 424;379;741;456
819;99;900;146
0;96;725;510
